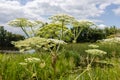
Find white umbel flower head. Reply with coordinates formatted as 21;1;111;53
48;39;67;44
40;61;46;68
88;44;99;48
25;57;40;63
99;37;120;44
19;62;27;66
85;49;107;56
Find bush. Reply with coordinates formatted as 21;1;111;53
77;28;106;42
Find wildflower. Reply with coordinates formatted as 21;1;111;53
85;49;107;56
88;44;99;48
40;61;46;68
19;62;27;66
13;37;67;52
32;73;37;78
48;39;67;44
99;37;120;44
25;57;40;63
20;49;25;52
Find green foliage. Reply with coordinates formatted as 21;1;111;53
36;23;73;42
64;43;120;67
0;26;25;50
87;28;106;42
74;27;106;42
104;26;117;36
0;53;76;80
97;38;120;58
74;44;107;80
0;43;120;80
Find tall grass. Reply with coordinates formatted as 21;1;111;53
0;43;120;80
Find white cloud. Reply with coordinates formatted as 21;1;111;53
0;0;119;34
0;0;22;23
113;7;120;15
4;25;24;35
99;3;111;10
0;0;114;24
112;0;120;16
2;23;25;35
113;0;120;5
97;24;107;29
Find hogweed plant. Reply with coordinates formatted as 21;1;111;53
12;37;67;79
12;37;66;52
98;37;120;45
85;49;107;56
88;44;99;49
19;62;27;66
75;44;107;80
19;57;45;80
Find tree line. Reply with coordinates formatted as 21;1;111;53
0;26;24;50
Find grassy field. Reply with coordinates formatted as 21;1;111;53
0;43;120;80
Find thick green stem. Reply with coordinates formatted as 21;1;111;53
74;28;76;39
51;52;57;80
32;63;38;80
20;26;30;38
30;26;35;36
74;69;88;80
61;21;64;40
74;56;95;80
73;28;83;43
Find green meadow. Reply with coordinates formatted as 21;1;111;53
0;43;120;80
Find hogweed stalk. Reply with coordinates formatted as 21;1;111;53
75;44;107;80
19;57;45;80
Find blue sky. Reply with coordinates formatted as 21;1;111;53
20;0;28;5
0;0;120;34
93;4;120;27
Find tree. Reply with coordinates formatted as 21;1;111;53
104;26;117;37
77;27;106;42
36;23;73;42
0;26;25;50
49;13;75;40
0;26;7;47
72;20;95;43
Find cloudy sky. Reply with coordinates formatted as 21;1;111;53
0;0;120;34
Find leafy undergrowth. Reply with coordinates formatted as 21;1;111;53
0;43;120;80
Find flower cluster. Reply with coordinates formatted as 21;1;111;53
98;37;120;44
88;44;99;48
19;62;27;66
48;39;67;45
12;37;67;52
85;49;107;56
25;57;40;63
19;57;46;68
